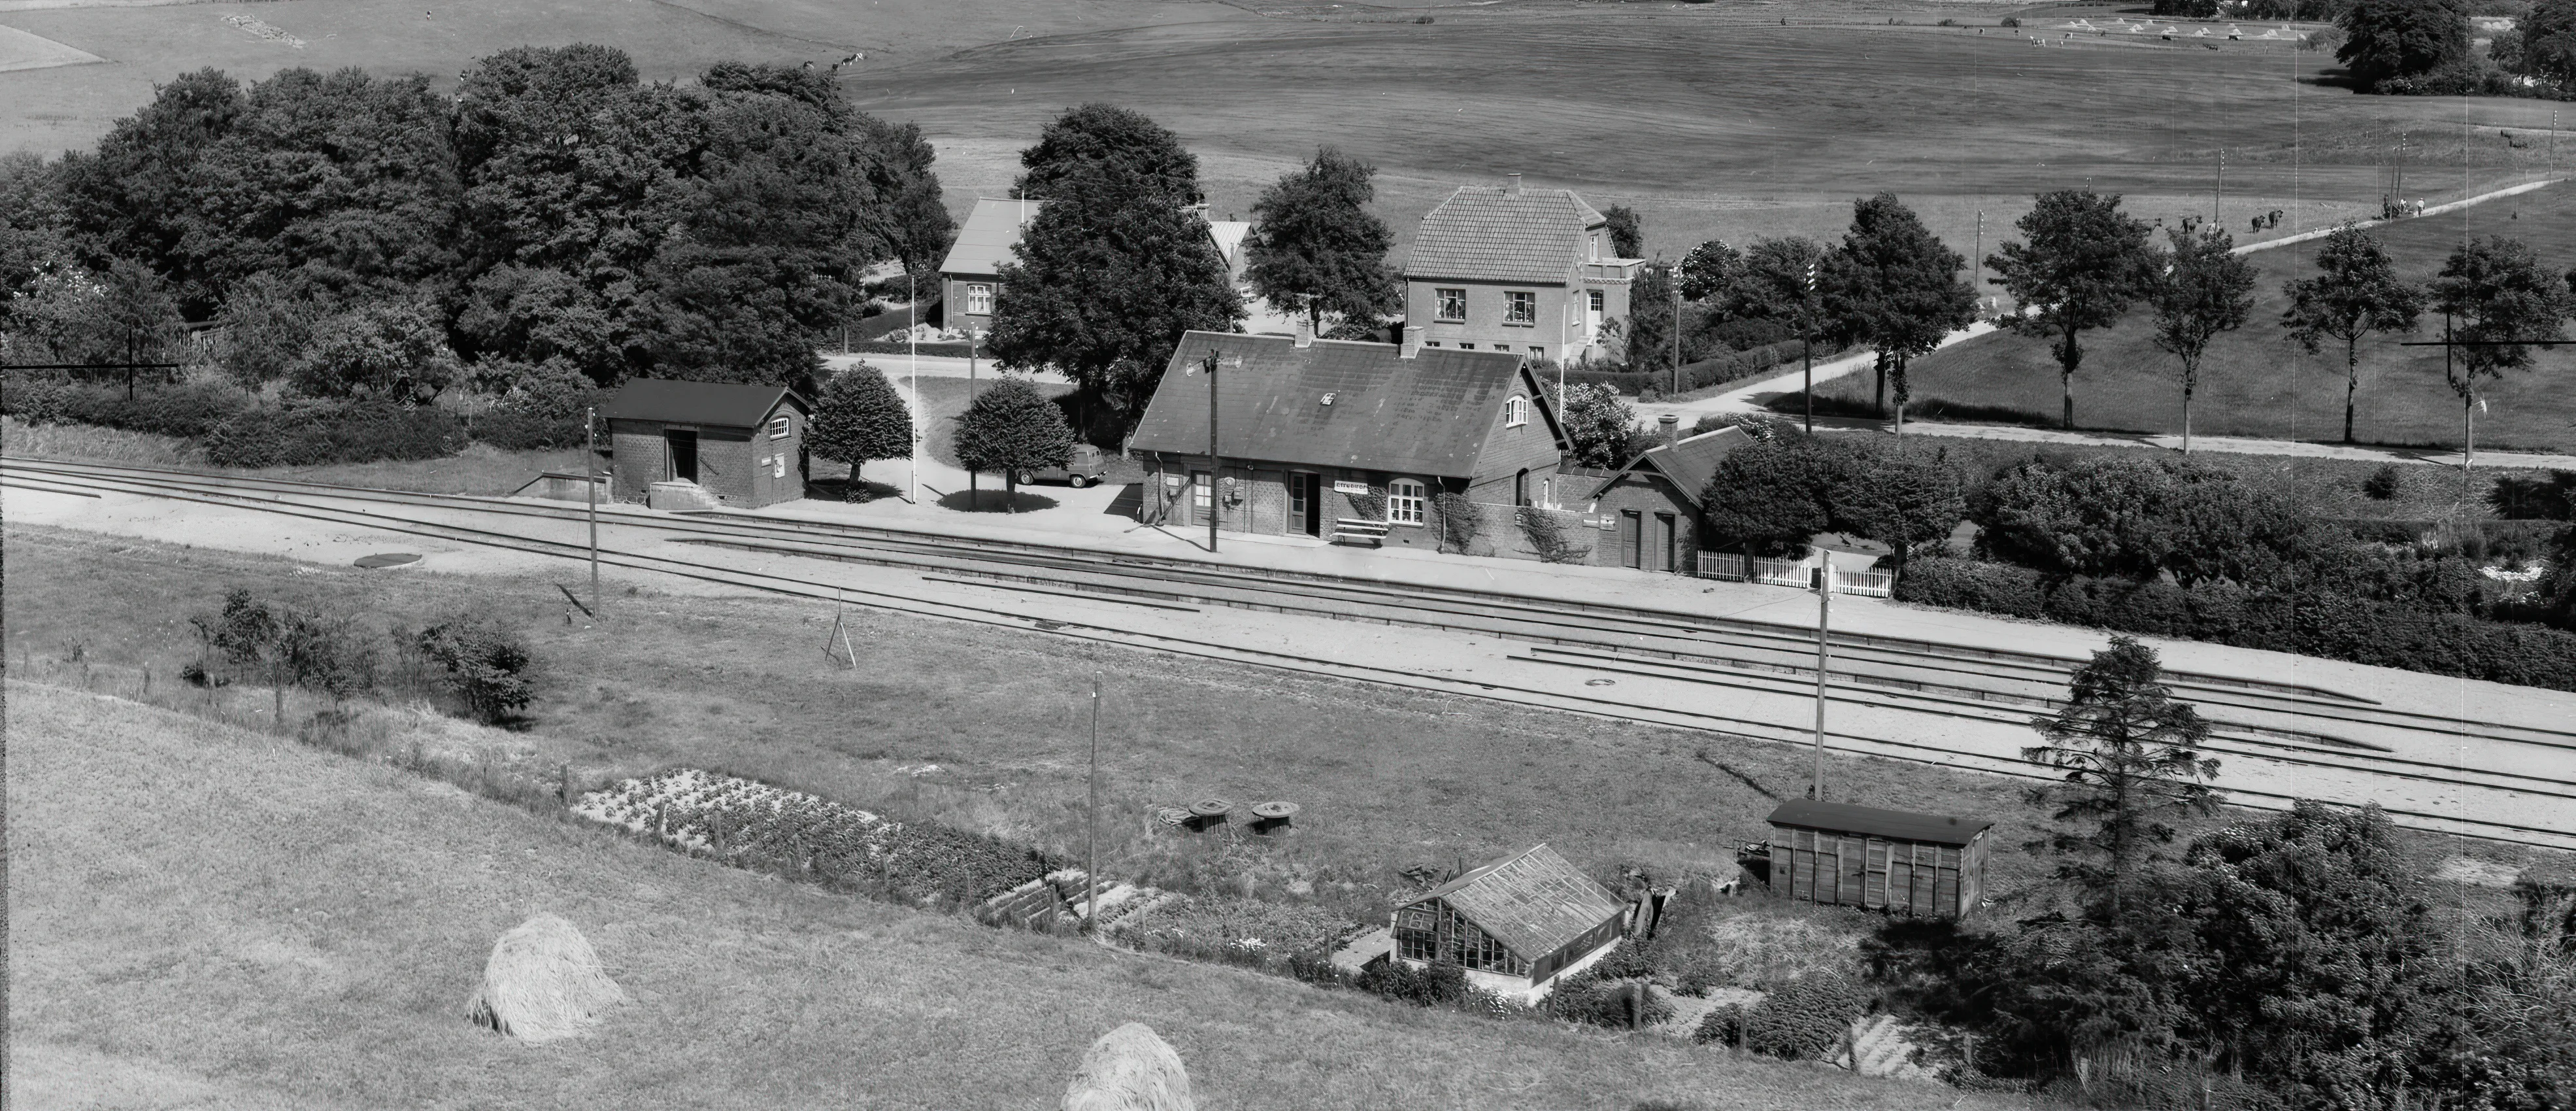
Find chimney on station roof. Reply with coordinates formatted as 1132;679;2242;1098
1505;172;1523;197
1658;412;1681;449
1294;313;1314;349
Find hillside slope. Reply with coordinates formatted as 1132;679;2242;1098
3;681;2008;1111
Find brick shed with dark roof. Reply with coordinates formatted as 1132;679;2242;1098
600;379;811;509
1762;800;1994;919
1390;844;1628;997
1572;424;1752;573
1126;331;1567;548
1400;175;1643;366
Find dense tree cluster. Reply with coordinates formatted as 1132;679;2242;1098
985;104;1242;437
3;46;954;403
1698;432;1966;559
1243;147;1400;339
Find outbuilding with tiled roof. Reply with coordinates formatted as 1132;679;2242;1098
1401;174;1642;366
1388;844;1629;1000
599;378;812;509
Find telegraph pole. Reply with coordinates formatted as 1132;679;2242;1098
1086;674;1101;934
1205;348;1222;553
585;405;601;616
907;271;922;504
1669;260;1682;397
2214;148;2224;225
1800;259;1819;434
1812;550;1833;802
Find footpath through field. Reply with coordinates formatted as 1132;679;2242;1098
1634;176;2576;469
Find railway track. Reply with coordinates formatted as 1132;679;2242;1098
8;455;2572;851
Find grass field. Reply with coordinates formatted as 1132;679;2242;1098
10;0;2571;265
1820;180;2576;453
8;522;2548;925
8;679;2051;1110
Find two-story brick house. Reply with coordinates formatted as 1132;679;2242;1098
1401;175;1642;365
937;197;1045;335
1125;328;1567;548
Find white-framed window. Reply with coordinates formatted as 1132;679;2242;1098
1504;290;1536;325
1505;395;1528;428
1530;345;1544;361
965;283;994;315
1388;478;1427;525
1491;344;1509;352
1589;232;1601;262
769;415;791;439
1435;288;1467;321
1192;471;1213;513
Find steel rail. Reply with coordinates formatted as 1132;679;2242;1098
12;461;2570;850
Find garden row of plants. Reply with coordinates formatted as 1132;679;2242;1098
1;377;601;465
1562;337;1839;398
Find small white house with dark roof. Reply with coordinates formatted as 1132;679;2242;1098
1401;174;1642;365
1389;844;1628;1002
937;197;1046;334
1124;328;1567;546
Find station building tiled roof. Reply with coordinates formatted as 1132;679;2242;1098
938;197;1046;278
1126;331;1541;480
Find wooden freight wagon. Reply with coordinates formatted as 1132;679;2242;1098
1763;800;1992;919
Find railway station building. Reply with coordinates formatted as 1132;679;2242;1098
1399;174;1641;366
600;379;812;510
1124;328;1568;547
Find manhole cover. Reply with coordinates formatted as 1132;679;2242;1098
353;553;422;569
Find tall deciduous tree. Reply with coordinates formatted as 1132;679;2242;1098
2337;0;2471;90
288;301;460;403
1987;190;2156;430
1677;239;1740;303
2024;636;2221;920
952;377;1075;511
1822;193;1977;434
2429;235;2575;471
1723;236;1833;427
2514;0;2576;86
58;68;245;318
854;115;956;275
1011;103;1201;205
1603;205;1643;260
0;151;69;327
1243;147;1399;336
89;260;189;398
213;271;316;393
987;155;1242;435
2282;224;2424;444
2148;226;2258;453
807;362;913;496
1558;382;1640;469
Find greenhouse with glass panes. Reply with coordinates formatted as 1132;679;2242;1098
1388;844;1628;1002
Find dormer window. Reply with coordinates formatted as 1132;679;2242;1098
1590;233;1601;262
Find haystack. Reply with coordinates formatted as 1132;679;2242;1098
1063;1023;1194;1111
465;914;626;1043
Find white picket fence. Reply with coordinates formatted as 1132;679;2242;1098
1695;552;1894;598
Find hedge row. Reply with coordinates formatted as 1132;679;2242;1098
2;380;247;437
1893;557;2576;692
201;403;469;468
841;340;978;358
1564;339;1836;397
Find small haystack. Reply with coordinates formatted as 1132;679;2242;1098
1063;1023;1194;1111
465;914;626;1044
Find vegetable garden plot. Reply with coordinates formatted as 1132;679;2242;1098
575;768;1055;904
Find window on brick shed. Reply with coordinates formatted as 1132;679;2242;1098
966;283;994;315
769;415;791;439
1387;478;1426;525
1505;291;1536;325
1435;288;1467;321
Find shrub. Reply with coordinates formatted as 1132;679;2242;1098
203;402;467;467
1356;958;1469;1006
2364;463;2405;500
1695;1002;1747;1046
2001;15;2021;26
1894;556;2576;692
1518;507;1591;564
1;379;246;437
1740;974;1870;1060
413;616;535;723
1433;492;1480;554
1546;966;1674;1029
2489;470;2576;519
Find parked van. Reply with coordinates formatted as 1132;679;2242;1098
1016;443;1110;488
